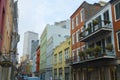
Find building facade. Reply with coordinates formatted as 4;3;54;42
31;40;39;59
70;1;103;63
0;0;19;80
40;20;70;80
0;0;6;79
36;45;40;76
53;38;71;80
23;31;38;58
0;0;6;50
70;1;102;80
111;0;120;80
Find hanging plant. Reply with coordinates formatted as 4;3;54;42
106;43;113;51
85;27;90;31
79;32;85;37
104;20;111;25
92;20;99;26
79;51;85;57
86;48;93;55
93;46;101;57
79;51;85;60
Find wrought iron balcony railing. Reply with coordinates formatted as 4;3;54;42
70;49;115;65
79;20;112;42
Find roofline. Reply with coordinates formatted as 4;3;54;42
70;1;87;18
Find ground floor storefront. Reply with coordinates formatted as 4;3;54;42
53;67;71;80
71;58;120;80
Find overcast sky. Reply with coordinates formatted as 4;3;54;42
18;0;109;59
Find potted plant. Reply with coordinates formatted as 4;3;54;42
85;27;90;31
106;43;113;51
79;32;85;37
86;48;93;56
93;46;101;57
92;20;99;26
104;20;111;25
79;51;85;60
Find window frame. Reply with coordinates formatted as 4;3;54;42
114;1;120;21
116;31;120;51
76;29;80;42
76;14;79;26
72;18;75;29
80;8;85;22
72;33;75;44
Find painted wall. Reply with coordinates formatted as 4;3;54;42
111;0;120;57
0;0;6;50
53;38;71;80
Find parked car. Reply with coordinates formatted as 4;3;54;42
27;77;39;80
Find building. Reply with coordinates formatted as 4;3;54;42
0;0;6;50
110;0;120;80
10;1;20;80
111;0;120;57
0;0;19;80
23;31;38;59
70;0;120;80
31;52;37;76
31;40;39;59
31;40;39;76
0;0;6;79
36;45;40;76
53;38;71;80
70;1;102;80
40;20;70;80
70;1;102;63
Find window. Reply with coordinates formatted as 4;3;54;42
77;48;80;56
76;14;79;26
59;51;62;63
72;18;74;29
115;1;120;20
80;9;85;22
72;33;75;44
54;54;57;64
117;31;120;51
103;10;109;21
65;48;70;60
76;30;80;42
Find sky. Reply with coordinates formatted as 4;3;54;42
18;0;109;59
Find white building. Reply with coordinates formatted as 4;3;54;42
40;19;70;80
23;31;38;59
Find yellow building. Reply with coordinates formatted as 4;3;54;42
53;38;71;80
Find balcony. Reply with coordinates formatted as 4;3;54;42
79;20;112;42
70;47;115;66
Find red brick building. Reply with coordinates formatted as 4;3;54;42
111;0;120;57
36;45;40;74
70;1;102;80
0;0;6;50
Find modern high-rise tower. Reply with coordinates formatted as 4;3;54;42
23;31;38;58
